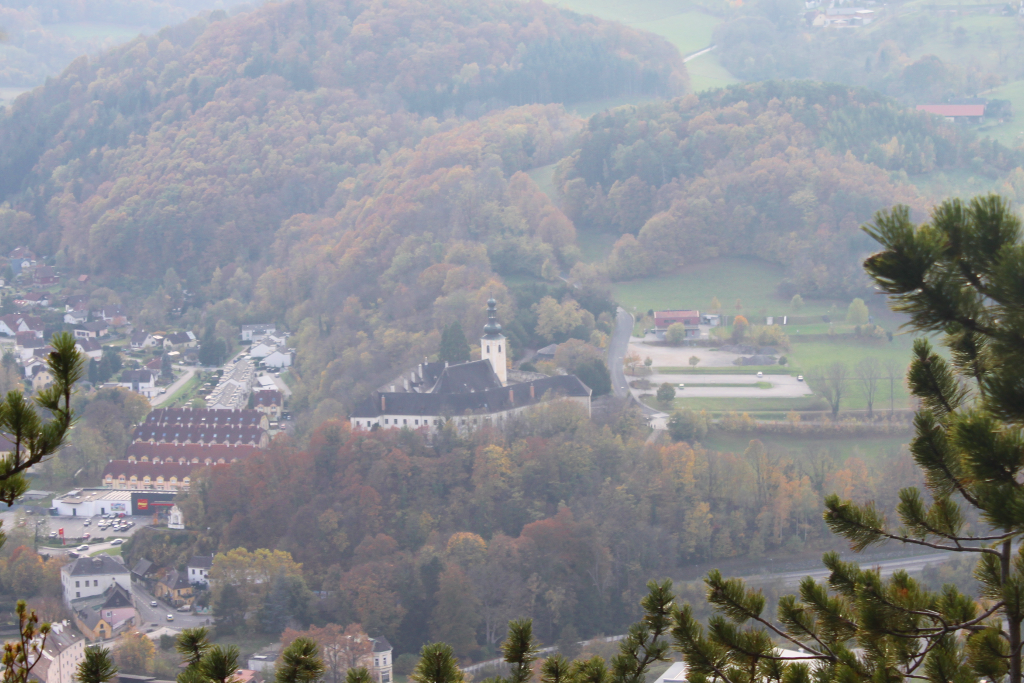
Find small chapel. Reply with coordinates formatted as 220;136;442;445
349;299;592;433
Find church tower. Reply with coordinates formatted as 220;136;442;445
481;298;507;385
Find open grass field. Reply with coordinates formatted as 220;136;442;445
976;79;1024;147
612;257;843;318
684;49;740;91
644;394;824;414
545;0;736;94
907;168;1007;200
701;431;912;461
526;163;559;204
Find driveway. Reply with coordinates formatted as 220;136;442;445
151;366;196;406
644;373;813;399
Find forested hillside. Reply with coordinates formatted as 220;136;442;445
0;0;253;88
556;82;1024;296
154;414;923;656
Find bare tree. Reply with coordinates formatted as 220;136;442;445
808;361;850;417
882;358;904;417
854;357;881;418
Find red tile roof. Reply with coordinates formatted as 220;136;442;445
125;442;260;463
103;460;195;480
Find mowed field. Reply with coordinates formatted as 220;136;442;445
544;0;737;92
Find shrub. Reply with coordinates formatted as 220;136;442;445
665;323;687;345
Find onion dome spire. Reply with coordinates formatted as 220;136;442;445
483;297;502;337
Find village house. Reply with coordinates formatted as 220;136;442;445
119;369;158;398
97;307;128;326
32;367;56;393
64;308;88;325
241;324;276;341
130;330;157;350
260;348;292;369
61;555;131;605
70;583;136;641
15;331;47;360
187;555;213;587
34;265;59;286
154;569;193;607
0;314;44;338
75;338;103;361
253;390;283;420
130;559;160;590
16;291;51;308
369;638;393;683
74;321;109;340
163;331;197;349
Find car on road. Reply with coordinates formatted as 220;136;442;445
83;521;90;527
166;615;174;621
82;533;90;539
111;539;123;546
67;551;79;559
757;371;763;378
150;601;158;607
76;544;89;551
797;375;804;382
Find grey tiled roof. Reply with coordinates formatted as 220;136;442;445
350;374;591;418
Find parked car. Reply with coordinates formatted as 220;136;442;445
177;604;192;612
48;531;57;538
797;375;804;382
82;533;90;539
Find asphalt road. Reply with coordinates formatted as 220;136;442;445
608;307;634;400
749;551;949;588
151;366;196;407
131;581;212;630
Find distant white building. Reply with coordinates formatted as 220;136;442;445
188;554;213;586
60;555;130;606
260;349;292;369
241;324;276;342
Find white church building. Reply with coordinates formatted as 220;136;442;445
350;299;592;433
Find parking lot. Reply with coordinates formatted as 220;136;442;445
4;511;148;553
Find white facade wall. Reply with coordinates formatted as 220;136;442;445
61;568;130;605
349;396;591;434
